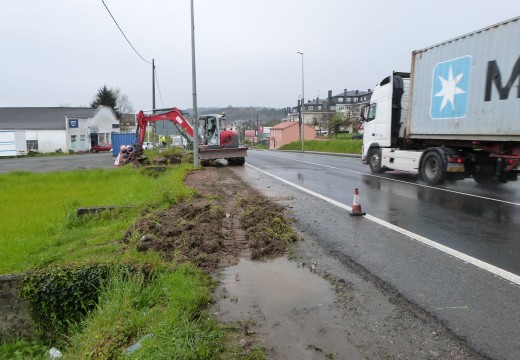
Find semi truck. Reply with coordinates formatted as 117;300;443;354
362;16;520;185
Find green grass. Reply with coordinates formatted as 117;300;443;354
0;163;266;359
0;340;49;360
65;265;222;359
0;165;193;274
279;134;362;154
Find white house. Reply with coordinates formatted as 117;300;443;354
0;106;119;153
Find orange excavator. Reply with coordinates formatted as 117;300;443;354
135;107;247;165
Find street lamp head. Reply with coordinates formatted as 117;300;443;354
297;51;303;55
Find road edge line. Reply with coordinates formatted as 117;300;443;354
246;163;520;287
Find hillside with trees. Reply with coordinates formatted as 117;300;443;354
187;106;286;126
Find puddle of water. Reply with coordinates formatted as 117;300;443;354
215;257;365;359
217;257;334;320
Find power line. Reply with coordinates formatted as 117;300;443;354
101;0;151;64
154;69;165;108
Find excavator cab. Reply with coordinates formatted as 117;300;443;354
198;115;226;147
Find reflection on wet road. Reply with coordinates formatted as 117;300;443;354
246;151;520;276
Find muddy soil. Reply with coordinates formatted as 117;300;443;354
129;165;489;360
125;165;294;271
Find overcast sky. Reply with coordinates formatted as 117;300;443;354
2;1;518;111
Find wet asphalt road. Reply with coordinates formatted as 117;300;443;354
0;152;116;173
245;150;520;276
238;149;520;360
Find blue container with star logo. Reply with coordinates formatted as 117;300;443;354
430;56;471;119
408;16;520;138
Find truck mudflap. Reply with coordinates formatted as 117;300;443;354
199;146;247;161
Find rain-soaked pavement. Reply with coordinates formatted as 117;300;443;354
0;152;115;173
233;151;520;359
245;150;520;276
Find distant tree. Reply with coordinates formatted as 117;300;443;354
91;85;116;108
113;88;134;115
90;85;133;119
330;112;345;136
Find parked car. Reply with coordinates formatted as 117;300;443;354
90;144;112;153
143;142;154;150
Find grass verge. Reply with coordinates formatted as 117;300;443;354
66;264;222;359
0;165;192;274
279;134;362;154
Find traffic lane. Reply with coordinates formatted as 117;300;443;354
0;152;115;173
377;169;520;205
235;164;520;360
247;151;520;276
360;174;520;275
253;150;520;204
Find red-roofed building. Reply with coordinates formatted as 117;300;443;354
269;122;316;150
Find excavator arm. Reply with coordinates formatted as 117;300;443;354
136;107;195;150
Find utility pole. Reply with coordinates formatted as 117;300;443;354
297;51;305;152
190;0;199;167
152;59;156;142
152;59;156;110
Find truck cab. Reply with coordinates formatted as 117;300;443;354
362;72;410;172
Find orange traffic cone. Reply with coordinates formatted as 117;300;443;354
350;188;366;216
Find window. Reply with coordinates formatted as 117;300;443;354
354;98;359;102
347;97;351;102
338;98;344;103
27;140;38;151
80;135;86;149
71;135;77;149
318;106;322;111
330;106;336;111
308;106;313;111
367;104;377;121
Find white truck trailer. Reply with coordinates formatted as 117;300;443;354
362;16;520;185
0;130;28;157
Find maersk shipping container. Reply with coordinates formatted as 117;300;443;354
407;16;520;140
111;133;136;157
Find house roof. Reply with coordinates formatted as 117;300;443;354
271;121;316;130
332;90;372;98
271;121;299;130
0;107;102;130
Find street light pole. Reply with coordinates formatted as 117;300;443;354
297;51;304;152
190;0;199;167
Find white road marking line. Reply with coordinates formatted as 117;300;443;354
246;163;520;287
255;151;520;207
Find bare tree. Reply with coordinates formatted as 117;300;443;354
113;88;134;115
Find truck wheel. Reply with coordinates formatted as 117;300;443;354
368;148;384;174
421;151;446;185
